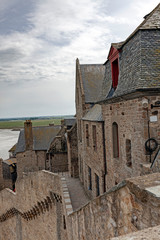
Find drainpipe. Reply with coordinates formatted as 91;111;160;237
102;121;107;193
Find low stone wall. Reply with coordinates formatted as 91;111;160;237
51;153;68;173
110;225;160;240
17;150;46;180
67;173;160;240
0;170;66;240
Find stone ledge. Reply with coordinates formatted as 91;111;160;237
110;224;160;240
61;177;73;215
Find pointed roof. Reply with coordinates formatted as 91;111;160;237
79;63;105;103
121;3;160;49
106;3;160;58
16;125;61;153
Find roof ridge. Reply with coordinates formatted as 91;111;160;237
108;3;160;52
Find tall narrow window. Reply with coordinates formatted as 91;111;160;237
126;139;132;167
111;58;119;89
92;125;97;151
88;167;92;190
86;124;89;147
112;122;119;158
95;174;100;197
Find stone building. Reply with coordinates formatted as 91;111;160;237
47;118;76;173
16;120;61;179
67;123;78;178
0;4;160;240
76;2;160;197
75;59;105;197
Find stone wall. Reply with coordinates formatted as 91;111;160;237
102;95;160;190
67;173;160;240
17;150;46;180
51;153;68;173
67;124;78;178
81;120;105;199
0;170;67;240
110;225;160;240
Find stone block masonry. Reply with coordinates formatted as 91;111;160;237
67;173;160;240
0;171;67;240
102;95;160;189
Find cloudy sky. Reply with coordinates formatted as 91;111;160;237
0;0;159;118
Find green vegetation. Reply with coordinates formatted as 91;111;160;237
0;118;62;129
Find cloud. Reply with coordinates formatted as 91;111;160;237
0;0;159;117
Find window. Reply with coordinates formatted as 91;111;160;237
111;58;119;89
112;122;119;158
108;46;120;91
86;124;89;147
88;167;92;190
126;139;132;167
95;174;100;197
92;125;97;151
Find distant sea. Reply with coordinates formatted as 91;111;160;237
0;129;19;160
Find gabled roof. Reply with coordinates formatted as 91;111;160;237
63;118;76;127
3;158;17;165
105;3;160;64
79;63;105;103
114;3;160;51
82;104;103;122
9;143;17;153
100;4;160;103
16;125;61;153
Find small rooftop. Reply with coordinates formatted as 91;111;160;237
82;104;103;122
16;125;61;153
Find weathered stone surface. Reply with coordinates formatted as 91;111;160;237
0;171;67;240
67;173;160;240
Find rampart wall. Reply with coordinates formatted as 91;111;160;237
0;170;67;240
67;173;160;240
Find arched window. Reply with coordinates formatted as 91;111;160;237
112;122;119;158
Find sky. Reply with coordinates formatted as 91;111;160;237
0;0;159;118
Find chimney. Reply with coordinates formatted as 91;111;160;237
24;120;33;150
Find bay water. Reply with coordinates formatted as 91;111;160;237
0;129;19;160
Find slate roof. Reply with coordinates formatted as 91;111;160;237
9;143;17;153
3;158;17;165
100;3;160;103
63;118;76;127
80;64;105;103
82;104;103;122
16;125;61;153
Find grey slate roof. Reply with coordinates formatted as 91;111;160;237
16;125;61;153
99;3;160;103
82;104;103;122
80;64;105;103
63;118;76;127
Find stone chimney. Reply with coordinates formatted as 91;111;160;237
24;120;33;150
